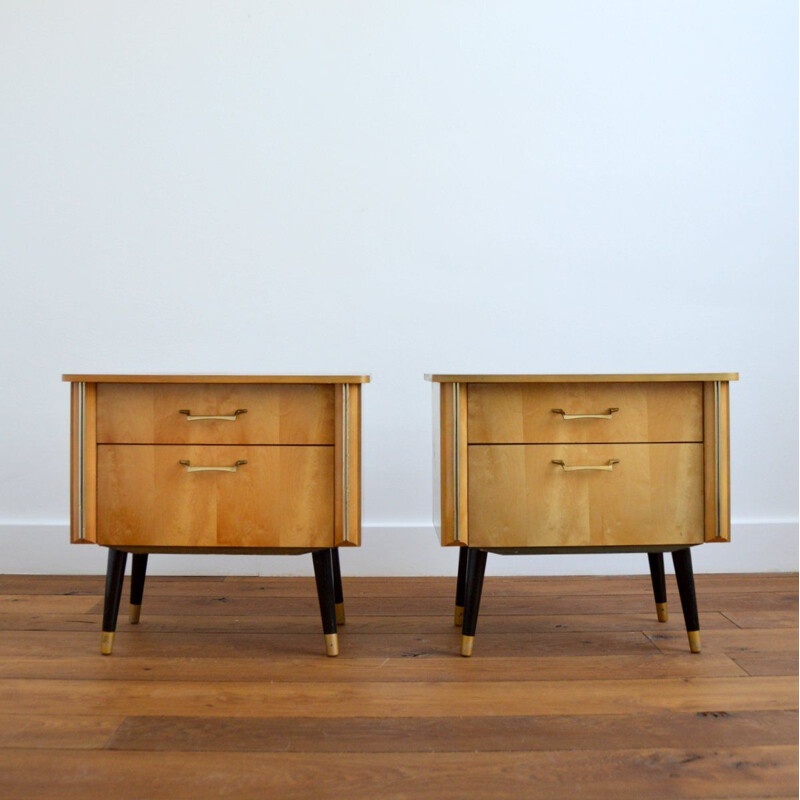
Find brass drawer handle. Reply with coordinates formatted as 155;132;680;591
179;459;247;473
552;459;620;472
551;408;619;420
179;409;247;422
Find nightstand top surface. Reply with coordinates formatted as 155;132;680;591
63;374;371;384
425;373;738;383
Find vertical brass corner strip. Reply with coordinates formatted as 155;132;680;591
714;381;721;539
77;382;86;541
453;382;460;543
342;384;350;543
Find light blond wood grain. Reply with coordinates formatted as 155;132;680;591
65;374;370;384
335;384;362;546
96;384;334;445
704;381;732;542
468;382;703;444
438;383;468;545
96;446;333;548
426;373;739;383
70;383;97;544
468;443;704;548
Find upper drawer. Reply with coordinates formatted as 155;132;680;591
467;382;703;444
96;383;334;444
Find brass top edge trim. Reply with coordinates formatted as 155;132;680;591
425;373;739;383
63;375;371;384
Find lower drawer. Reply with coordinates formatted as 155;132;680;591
97;445;333;548
468;443;704;548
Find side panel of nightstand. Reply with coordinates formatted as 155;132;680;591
437;382;468;546
704;381;731;542
335;384;362;546
70;382;97;544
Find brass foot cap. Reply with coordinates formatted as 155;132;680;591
128;604;141;625
335;602;346;626
687;630;701;654
454;605;465;626
656;602;668;623
461;635;475;657
324;633;339;657
100;631;115;655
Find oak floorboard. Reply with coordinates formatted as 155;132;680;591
107;709;799;753
2;572;795;597
0;652;749;682
0;676;794;718
0;714;122;749
720;610;799;629
0;629;662;658
0;747;796;800
79;590;799;617
0;610;738;634
0;595;101;614
644;628;799;656
729;653;799;678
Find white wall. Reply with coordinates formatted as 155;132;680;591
0;1;796;575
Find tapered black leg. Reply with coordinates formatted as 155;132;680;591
647;552;668;623
129;553;148;624
461;548;488;656
454;546;468;626
672;547;701;653
101;548;128;655
331;548;345;625
312;549;339;656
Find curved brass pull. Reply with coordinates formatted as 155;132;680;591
179;459;247;473
552;459;620;472
179;409;247;422
551;408;619;420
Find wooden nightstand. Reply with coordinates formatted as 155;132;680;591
64;374;369;657
427;373;737;657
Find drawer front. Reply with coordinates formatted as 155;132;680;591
467;382;703;444
468;443;704;547
97;384;334;445
97;445;333;548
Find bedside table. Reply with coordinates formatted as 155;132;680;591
64;374;369;657
426;373;737;657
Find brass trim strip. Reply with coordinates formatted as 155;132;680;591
342;384;350;543
77;382;85;541
453;382;460;543
715;381;721;538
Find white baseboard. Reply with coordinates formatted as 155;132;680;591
0;521;796;576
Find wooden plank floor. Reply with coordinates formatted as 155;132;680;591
0;572;796;799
